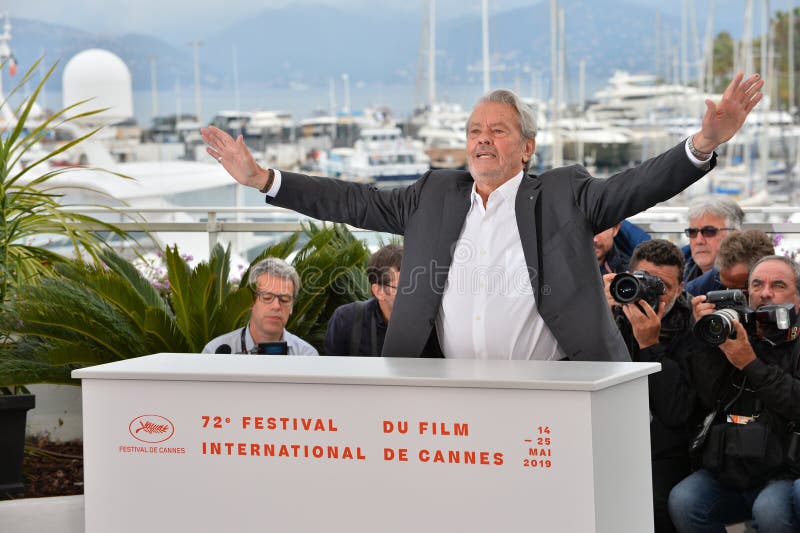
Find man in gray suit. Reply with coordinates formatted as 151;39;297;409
201;73;762;361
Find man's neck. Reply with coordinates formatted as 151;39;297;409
473;170;525;207
377;301;390;322
249;323;283;344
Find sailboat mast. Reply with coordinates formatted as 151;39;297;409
758;0;770;191
428;0;436;105
482;0;490;93
789;0;795;113
681;0;688;85
550;0;562;167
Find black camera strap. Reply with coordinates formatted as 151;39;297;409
240;325;249;354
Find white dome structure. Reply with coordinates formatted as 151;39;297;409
62;48;133;127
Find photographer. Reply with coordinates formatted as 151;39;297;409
202;257;318;356
324;244;402;356
685;229;774;297
603;239;698;533
669;256;800;532
595;222;630;275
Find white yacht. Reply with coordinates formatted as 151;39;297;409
313;127;430;184
410;102;469;169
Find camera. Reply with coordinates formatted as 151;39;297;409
609;270;665;312
693;289;750;345
255;341;289;355
693;289;797;345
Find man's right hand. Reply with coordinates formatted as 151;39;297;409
201;126;272;190
622;300;664;349
602;273;617;312
691;294;717;323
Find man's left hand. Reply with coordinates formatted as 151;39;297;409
622;300;664;349
693;72;764;153
719;321;757;370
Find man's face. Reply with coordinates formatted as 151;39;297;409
371;267;400;320
250;273;295;342
748;260;800;312
466;101;535;185
631;259;684;315
594;225;618;263
688;213;732;273
719;262;749;291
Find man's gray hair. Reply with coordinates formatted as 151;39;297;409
248;257;301;298
687;195;745;229
749;255;800;296
472;89;538;172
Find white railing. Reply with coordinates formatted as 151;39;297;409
58;205;800;256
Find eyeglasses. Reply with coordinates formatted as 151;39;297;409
382;284;397;290
254;291;294;306
684;226;735;239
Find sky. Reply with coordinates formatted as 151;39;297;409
5;0;685;43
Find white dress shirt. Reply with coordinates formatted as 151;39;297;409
202;325;319;355
435;171;567;360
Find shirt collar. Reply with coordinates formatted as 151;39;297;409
469;170;525;208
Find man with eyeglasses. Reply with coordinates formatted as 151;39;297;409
670;256;800;531
324;244;403;356
602;239;699;532
683;196;744;283
202;257;318;355
686;230;775;297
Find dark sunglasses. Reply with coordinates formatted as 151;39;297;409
684;226;735;239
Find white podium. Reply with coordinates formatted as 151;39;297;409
73;354;659;533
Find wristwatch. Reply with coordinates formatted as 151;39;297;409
687;136;713;160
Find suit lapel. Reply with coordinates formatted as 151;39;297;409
516;175;542;297
436;181;473;272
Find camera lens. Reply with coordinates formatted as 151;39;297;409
706;317;725;336
610;274;640;304
694;309;739;345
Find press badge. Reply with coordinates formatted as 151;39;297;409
727;414;756;424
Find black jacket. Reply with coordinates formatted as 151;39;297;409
599;245;630;275
689;326;800;477
271;141;712;360
617;292;699;459
324;299;388;357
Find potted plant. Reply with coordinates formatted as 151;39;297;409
0;223;373;377
0;58;136;493
0;387;34;493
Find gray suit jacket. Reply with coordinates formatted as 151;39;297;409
269;141;713;361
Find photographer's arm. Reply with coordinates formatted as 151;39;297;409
741;347;800;421
621;301;694;426
686;342;733;411
639;340;696;428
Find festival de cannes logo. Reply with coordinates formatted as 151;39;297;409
129;414;175;443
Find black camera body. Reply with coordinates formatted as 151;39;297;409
256;341;289;355
609;270;665;312
694;289;797;345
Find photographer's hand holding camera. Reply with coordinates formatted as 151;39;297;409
620;294;666;349
669;256;800;532
605;240;698;532
605;269;668;349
